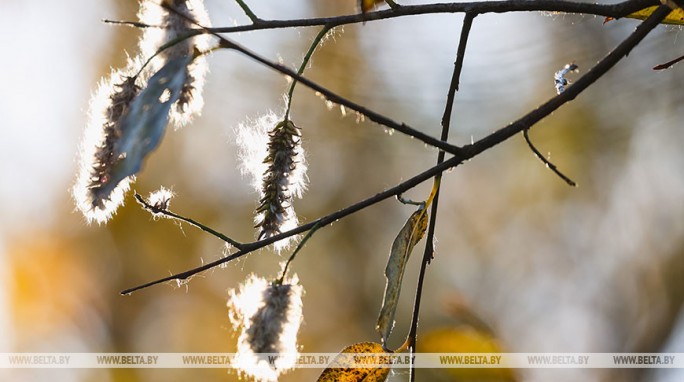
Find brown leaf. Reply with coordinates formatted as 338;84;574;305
376;207;428;344
317;342;390;382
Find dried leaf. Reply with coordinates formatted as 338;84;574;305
376;206;428;344
317;342;390;382
102;56;190;198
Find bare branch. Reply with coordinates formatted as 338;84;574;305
217;38;463;155
134;193;246;250
204;0;658;34
523;129;577;187
121;152;466;295
120;2;671;296
459;4;671;161
234;0;262;24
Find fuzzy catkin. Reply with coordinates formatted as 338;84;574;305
256;120;307;247
73;68;141;224
228;275;303;382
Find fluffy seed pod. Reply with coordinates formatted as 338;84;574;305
228;275;304;382
73;68;141;224
255;120;307;248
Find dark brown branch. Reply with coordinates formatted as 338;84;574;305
407;13;475;382
121;154;466;295
103;1;659;35
523;128;577;186
459;4;672;161
217;39;463;155
653;53;684;70
204;0;657;34
121;3;671;296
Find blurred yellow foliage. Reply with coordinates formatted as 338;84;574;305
7;234;101;342
419;327;517;381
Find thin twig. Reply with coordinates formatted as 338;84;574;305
285;26;332;120
407;12;475;382
523;128;577;186
102;19;158;28
121;3;671;296
234;0;262;24
386;0;400;9
277;222;322;284
653;53;684;70
134;193;245;250
396;193;424;206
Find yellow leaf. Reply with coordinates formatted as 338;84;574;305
420;327;517;381
359;0;385;14
317;342;390;382
626;5;684;25
376;206;429;344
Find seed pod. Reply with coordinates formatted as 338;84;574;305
73;69;140;224
255;120;307;249
228;275;304;382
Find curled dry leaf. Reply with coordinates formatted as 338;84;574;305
317;342;390;382
376;206;429;345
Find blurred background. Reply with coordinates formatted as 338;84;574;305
2;0;684;381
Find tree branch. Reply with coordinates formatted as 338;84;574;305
459;3;671;161
121;154;466;295
204;0;657;33
121;3;671;296
217;38;463;155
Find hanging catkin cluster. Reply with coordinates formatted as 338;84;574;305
73;68;142;224
73;0;211;224
228;275;303;382
256;120;307;246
